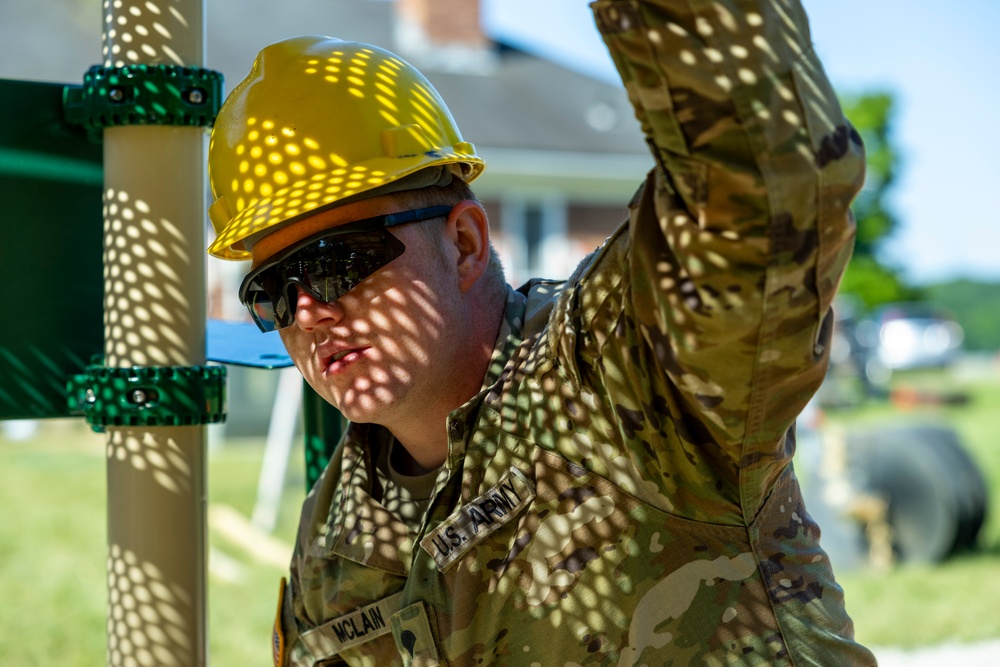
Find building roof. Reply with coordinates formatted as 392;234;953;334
210;0;648;153
0;0;652;200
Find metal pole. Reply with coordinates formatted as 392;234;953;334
251;366;302;533
101;0;208;665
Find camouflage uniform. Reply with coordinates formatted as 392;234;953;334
274;0;875;664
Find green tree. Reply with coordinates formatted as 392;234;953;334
924;279;1000;352
838;92;920;307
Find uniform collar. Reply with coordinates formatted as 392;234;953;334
442;285;527;469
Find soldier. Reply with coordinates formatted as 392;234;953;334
207;0;875;664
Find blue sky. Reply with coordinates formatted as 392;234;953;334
484;0;1000;284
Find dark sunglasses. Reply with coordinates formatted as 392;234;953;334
239;205;453;332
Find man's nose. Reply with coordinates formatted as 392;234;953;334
291;287;345;330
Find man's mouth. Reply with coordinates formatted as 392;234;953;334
324;346;368;373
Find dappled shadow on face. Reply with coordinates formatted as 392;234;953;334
281;235;462;432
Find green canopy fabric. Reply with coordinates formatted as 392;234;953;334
0;78;103;420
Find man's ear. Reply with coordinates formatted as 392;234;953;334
444;200;491;294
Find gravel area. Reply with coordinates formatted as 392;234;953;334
872;640;1000;666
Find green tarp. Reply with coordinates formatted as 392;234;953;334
0;78;103;420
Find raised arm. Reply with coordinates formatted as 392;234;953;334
581;0;865;519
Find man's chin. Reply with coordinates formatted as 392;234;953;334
333;398;387;425
320;382;405;425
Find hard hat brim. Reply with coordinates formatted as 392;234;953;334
207;152;484;260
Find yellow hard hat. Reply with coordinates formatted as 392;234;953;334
207;36;485;260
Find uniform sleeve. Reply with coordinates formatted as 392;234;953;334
273;577;298;666
273;510;309;667
585;0;865;520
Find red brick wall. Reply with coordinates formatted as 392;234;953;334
397;0;487;47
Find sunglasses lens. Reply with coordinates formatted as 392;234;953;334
241;230;405;331
243;284;280;332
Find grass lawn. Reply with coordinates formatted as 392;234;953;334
0;423;304;666
1;361;998;662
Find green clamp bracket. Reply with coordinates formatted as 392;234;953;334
63;64;224;136
68;359;227;433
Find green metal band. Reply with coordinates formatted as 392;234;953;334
64;64;224;134
68;360;227;432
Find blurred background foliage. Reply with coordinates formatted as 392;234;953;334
840;92;1000;352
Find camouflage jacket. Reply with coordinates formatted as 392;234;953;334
274;0;875;665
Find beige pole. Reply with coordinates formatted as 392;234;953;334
100;0;209;665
